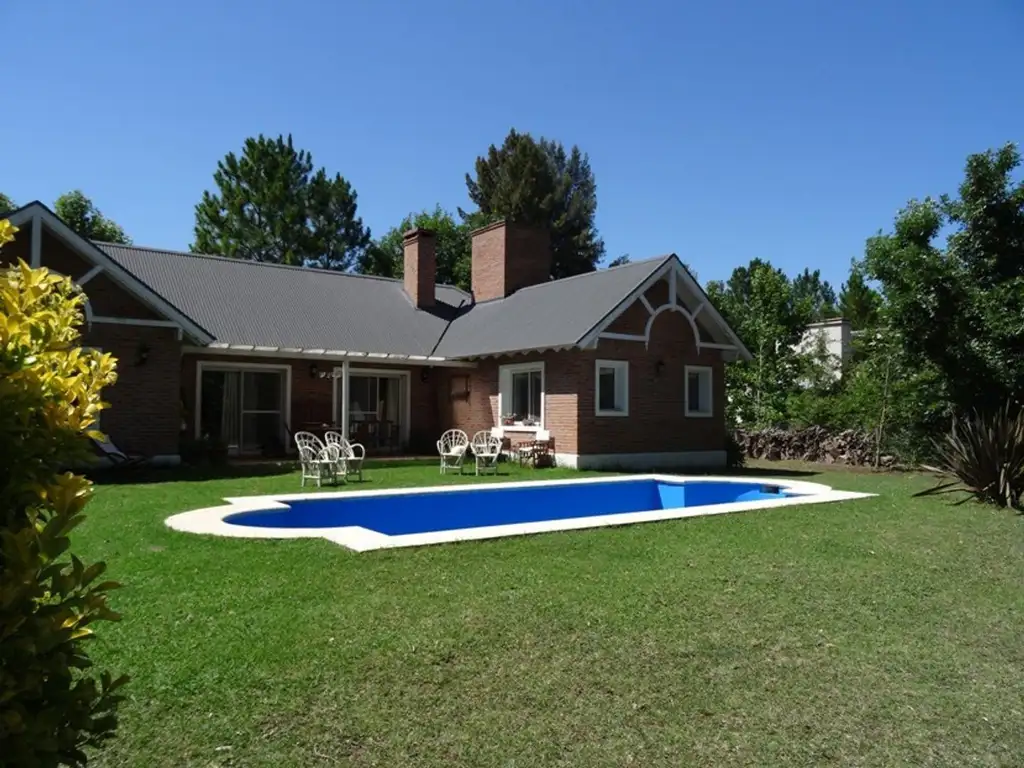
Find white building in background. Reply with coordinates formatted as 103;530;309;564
794;318;852;380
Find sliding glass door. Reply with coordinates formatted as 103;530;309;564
200;367;286;455
343;372;407;452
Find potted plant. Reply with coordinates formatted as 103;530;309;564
502;414;517;426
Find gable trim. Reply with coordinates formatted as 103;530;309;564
7;203;214;344
581;256;752;360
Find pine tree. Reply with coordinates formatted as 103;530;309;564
462;129;605;279
193;134;369;269
791;267;838;322
838;262;882;330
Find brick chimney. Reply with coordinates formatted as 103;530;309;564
470;220;551;302
403;228;436;309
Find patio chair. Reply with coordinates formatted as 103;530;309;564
325;430;366;482
91;435;147;468
471;431;502;476
518;429;554;468
294;431;338;487
436;429;469;475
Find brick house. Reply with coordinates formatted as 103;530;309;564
2;202;750;469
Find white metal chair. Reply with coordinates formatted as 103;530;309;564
436;429;469;474
325;431;366;481
471;430;502;476
294;431;338;487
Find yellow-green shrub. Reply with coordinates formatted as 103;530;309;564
0;219;128;766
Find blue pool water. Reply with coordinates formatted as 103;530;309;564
225;479;793;537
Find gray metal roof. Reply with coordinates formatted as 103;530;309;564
98;244;471;356
435;257;670;357
96;243;673;359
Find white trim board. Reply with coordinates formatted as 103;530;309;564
164;474;876;552
182;345;476;368
581;256;752;360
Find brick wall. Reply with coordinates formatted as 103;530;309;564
84;324;183;458
441;352;580;454
579;310;725;455
440;276;727;460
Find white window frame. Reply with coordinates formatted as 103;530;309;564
498;361;545;433
684;365;714;418
595;359;629;417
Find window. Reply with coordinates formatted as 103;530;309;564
685;365;713;417
595;360;629;416
499;362;544;429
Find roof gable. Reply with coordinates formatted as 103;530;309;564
5;202;214;344
433;257;670;358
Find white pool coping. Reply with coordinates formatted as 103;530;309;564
165;474;875;552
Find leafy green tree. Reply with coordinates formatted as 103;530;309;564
193;134;370;270
359;206;471;290
838;261;882;330
791;268;838;322
708;259;812;426
54;191;131;244
462;128;605;279
0;192;15;212
607;254;631;268
864;142;1024;415
0;220;128;766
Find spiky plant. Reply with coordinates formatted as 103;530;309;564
919;401;1024;511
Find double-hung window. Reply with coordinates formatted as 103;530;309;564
685;365;713;417
499;362;544;429
595;360;629;416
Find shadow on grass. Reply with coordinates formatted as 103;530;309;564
87;461;297;486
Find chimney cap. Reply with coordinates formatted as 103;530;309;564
403;227;436;240
468;218;548;239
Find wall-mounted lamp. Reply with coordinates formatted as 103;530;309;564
134;342;151;367
309;363;319;379
654;359;665;377
420;367;430;383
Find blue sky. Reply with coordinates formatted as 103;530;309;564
3;0;1021;287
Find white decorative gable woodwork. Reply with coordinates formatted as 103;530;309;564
582;257;750;359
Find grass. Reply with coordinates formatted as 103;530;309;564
76;460;1024;767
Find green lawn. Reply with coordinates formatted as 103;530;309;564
77;461;1024;767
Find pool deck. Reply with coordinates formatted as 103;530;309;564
165;474;875;552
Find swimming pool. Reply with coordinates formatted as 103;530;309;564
166;475;873;551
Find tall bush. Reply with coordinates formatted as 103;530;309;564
919;402;1024;511
0;219;128;766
